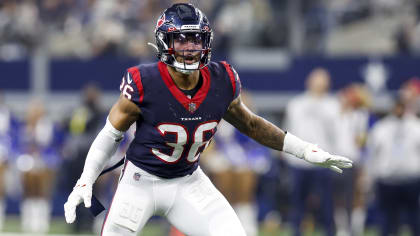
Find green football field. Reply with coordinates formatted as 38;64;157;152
0;215;410;236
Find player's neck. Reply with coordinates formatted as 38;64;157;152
167;66;200;90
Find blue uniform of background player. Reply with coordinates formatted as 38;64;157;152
64;3;352;236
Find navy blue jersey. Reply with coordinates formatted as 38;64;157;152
119;61;241;178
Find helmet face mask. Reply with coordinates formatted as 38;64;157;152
172;33;204;47
154;3;213;73
171;32;205;72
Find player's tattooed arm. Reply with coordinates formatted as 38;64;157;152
109;95;142;131
223;95;286;151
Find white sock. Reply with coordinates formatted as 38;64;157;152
20;199;32;232
21;198;50;233
37;198;50;233
32;198;50;233
29;199;38;232
334;207;349;236
351;207;366;236
234;203;258;236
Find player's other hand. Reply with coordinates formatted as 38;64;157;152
303;144;353;173
64;179;93;224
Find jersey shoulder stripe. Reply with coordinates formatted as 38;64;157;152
220;61;241;100
127;66;144;104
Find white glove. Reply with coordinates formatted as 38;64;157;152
64;118;124;224
64;179;93;224
302;144;353;173
283;132;353;173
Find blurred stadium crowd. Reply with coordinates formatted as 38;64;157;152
2;0;420;236
1;0;420;60
0;0;284;60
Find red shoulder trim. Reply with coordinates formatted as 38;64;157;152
127;66;144;104
220;61;236;97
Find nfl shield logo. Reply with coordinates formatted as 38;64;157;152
189;103;196;112
133;172;141;181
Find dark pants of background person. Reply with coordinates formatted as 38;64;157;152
332;166;357;227
376;179;420;236
290;167;334;236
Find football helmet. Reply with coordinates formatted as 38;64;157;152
153;3;213;73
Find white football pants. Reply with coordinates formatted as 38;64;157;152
101;161;246;236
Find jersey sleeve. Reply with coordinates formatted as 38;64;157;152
119;66;144;106
220;61;241;100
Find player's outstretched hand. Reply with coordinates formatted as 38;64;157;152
64;179;93;223
303;144;353;173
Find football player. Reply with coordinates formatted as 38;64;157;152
64;3;352;236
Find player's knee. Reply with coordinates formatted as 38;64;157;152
101;222;137;236
209;211;247;236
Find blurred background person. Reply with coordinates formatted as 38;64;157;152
333;84;371;236
58;84;106;233
0;91;19;231
399;77;420;116
201;91;272;236
366;98;420;236
283;67;339;236
16;100;61;233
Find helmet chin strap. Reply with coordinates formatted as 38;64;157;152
175;68;194;74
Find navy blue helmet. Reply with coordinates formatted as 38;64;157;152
154;3;213;72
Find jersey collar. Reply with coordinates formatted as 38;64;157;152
158;61;211;113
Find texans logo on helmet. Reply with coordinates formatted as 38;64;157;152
156;14;165;29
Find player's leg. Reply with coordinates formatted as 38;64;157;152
403;180;420;236
333;168;352;236
0;162;6;231
316;169;334;236
290;167;307;236
233;169;258;236
351;166;366;236
377;182;398;236
211;169;235;203
36;167;54;233
21;170;38;232
101;161;155;236
166;167;246;236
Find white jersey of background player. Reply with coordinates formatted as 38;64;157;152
64;3;352;236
